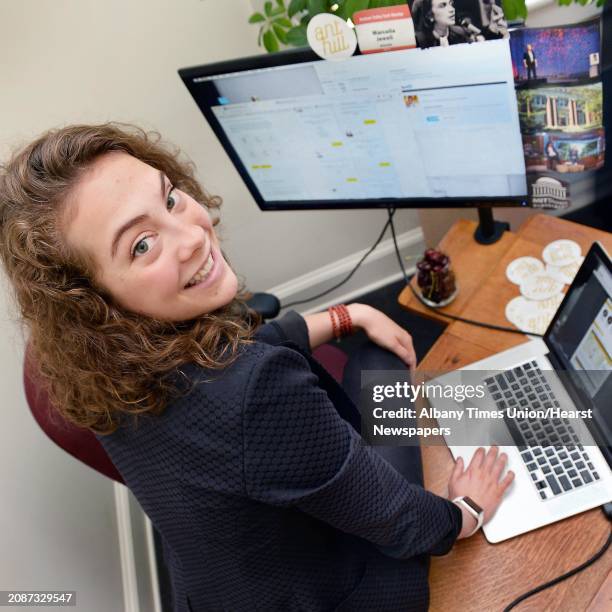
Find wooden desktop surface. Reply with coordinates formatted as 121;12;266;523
398;214;612;611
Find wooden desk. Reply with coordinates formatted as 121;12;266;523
398;214;612;611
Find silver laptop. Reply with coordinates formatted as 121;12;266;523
427;241;612;543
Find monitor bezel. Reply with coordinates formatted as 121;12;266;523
178;47;531;211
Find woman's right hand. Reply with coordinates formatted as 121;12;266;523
447;446;515;539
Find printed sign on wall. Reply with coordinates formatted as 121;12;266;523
306;13;357;61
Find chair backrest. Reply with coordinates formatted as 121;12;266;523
23;343;124;484
312;343;348;384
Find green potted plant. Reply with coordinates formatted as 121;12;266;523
249;0;400;52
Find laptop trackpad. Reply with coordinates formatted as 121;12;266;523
430;369;514;447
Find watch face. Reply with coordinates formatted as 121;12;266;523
463;496;484;515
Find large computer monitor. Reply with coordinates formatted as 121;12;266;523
179;40;530;217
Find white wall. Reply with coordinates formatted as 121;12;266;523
0;280;125;611
0;1;422;610
1;0;420;296
526;0;601;27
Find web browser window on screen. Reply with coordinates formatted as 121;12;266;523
569;283;612;395
204;39;527;202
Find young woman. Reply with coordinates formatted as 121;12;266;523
0;123;513;611
411;0;469;49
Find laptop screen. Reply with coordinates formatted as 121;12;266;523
547;243;612;445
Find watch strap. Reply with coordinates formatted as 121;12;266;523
452;496;484;537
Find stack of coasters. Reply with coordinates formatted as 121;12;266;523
504;240;582;335
543;239;585;285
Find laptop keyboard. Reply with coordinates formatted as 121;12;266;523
484;360;600;501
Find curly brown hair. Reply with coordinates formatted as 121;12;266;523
0;123;259;434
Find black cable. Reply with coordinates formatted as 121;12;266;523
385;209;545;338
284;207;543;339
503;524;612;611
388;208;409;285
281;209;396;309
407;283;544;337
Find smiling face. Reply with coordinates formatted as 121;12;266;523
63;152;238;321
431;0;455;28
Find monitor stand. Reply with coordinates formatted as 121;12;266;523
474;207;509;245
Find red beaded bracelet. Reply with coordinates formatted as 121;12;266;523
328;304;353;339
328;306;340;339
339;304;353;336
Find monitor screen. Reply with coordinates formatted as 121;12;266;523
179;40;530;210
546;243;612;448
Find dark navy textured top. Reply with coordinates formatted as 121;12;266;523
98;312;462;611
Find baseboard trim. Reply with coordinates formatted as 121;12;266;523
114;483;140;612
114;484;164;612
268;227;424;315
144;516;163;612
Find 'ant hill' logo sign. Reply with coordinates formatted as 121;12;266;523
307;14;357;61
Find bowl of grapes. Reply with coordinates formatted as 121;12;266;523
415;249;458;308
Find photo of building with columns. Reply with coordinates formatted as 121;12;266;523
517;84;603;134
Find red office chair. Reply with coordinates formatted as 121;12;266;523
23;342;125;484
23;337;348;484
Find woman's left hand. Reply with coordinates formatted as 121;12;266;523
349;304;417;372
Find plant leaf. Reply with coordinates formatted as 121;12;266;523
370;0;405;7
248;12;266;24
273;23;289;44
263;29;280;52
307;0;328;17
501;0;518;21
264;1;274;17
276;0;286;8
286;24;309;47
273;17;294;27
288;0;307;18
337;0;370;21
270;5;286;16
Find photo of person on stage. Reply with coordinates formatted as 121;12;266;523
510;20;601;87
523;44;538;81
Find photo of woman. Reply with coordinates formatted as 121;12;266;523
411;0;469;48
411;0;509;49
